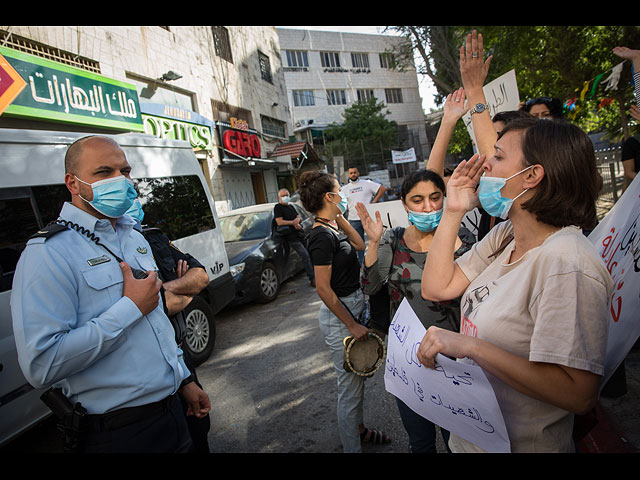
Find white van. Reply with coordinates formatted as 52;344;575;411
0;128;234;446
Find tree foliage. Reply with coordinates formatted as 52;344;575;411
386;26;640;150
323;97;398;145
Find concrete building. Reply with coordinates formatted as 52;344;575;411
276;27;429;182
0;26;297;214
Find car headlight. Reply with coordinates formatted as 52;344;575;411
230;262;245;277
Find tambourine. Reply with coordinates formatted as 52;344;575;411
343;332;386;377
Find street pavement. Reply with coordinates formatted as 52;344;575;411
199;272;419;453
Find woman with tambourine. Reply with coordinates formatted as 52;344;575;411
298;170;391;453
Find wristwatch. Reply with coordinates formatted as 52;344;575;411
470;103;489;115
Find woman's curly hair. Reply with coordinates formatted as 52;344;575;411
298;170;338;214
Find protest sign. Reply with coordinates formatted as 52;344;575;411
365;200;410;229
463;69;520;148
384;299;510;452
587;174;640;387
391;147;417;164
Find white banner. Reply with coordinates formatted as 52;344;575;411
588;174;640;387
391;147;417;164
384;299;510;452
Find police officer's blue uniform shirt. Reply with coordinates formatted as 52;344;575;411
10;202;190;414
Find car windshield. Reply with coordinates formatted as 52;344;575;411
220;211;271;242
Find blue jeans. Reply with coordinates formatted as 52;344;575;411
396;397;450;453
349;219;365;265
318;289;365;453
288;238;314;281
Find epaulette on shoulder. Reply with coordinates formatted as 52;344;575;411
29;223;68;240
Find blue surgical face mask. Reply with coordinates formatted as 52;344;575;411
329;191;348;214
478;166;533;219
75;175;138;218
125;198;145;223
281;195;290;204
408;208;443;232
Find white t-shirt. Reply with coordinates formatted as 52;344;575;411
340;179;381;220
449;220;613;453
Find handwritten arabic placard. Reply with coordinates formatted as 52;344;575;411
384;299;510;453
0;46;143;132
463;69;520;148
588;173;640;388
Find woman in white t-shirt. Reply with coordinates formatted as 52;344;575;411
417;117;613;453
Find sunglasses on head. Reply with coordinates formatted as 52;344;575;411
525;97;553;106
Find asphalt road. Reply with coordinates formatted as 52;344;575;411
200;271;427;453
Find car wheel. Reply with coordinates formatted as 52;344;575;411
257;262;279;303
182;296;216;367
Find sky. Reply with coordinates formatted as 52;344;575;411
276;26;439;112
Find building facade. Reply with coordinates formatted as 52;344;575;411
0;26;296;214
276;28;429;180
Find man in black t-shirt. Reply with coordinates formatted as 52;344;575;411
274;189;315;286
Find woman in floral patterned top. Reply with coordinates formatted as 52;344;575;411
357;169;475;453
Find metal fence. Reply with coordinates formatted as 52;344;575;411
595;147;626;220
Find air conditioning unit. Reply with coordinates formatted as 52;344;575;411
295;119;315;127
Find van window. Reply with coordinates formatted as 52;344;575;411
0;194;40;292
134;175;215;240
32;184;70;225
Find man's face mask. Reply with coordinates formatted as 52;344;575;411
125;198;145;223
75;175;137;218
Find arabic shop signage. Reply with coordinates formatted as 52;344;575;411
0;46;143;131
141;103;214;151
218;121;261;159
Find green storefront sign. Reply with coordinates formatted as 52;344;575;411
142;113;213;151
0;46;143;131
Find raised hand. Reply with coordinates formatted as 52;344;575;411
443;87;469;121
445;154;486;214
460;29;493;93
355;201;383;243
613;46;640;62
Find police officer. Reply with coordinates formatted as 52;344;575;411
11;135;210;453
127;198;212;453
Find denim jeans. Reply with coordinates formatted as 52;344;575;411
395;397;450;453
349;219;365;265
289;238;314;281
318;288;365;453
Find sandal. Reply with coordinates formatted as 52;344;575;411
360;427;391;445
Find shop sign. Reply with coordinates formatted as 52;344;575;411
0;51;27;115
0;46;143;131
218;122;261;159
141;111;213;152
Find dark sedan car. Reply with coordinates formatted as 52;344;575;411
219;202;314;305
